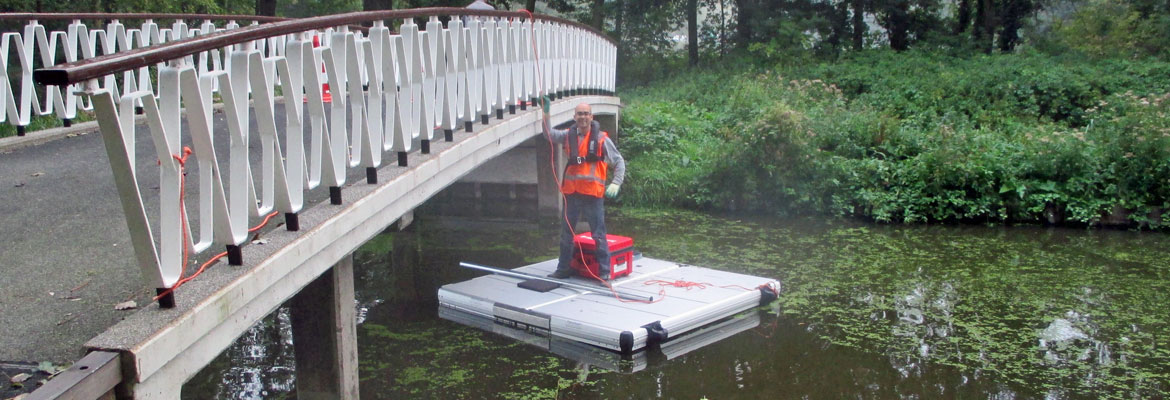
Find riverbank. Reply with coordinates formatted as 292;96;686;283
617;50;1170;229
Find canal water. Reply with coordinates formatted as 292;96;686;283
183;192;1169;399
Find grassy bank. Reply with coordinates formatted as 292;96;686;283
617;50;1170;228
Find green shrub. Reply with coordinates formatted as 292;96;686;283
618;50;1170;228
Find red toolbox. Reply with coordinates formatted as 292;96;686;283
569;233;634;280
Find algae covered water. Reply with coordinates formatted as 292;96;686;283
184;201;1170;399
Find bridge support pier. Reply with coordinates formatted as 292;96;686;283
536;136;563;216
289;253;360;400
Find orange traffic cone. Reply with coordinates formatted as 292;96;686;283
306;35;332;103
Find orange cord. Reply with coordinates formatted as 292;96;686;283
153;146;281;303
645;279;781;297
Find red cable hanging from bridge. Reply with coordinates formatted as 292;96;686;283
153;146;280;304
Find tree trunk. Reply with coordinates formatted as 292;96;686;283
735;0;754;47
955;0;971;35
614;0;625;85
851;0;864;50
256;0;277;16
363;0;393;11
614;0;624;42
828;1;848;50
688;0;699;66
591;0;605;30
886;0;910;51
719;0;728;54
525;0;536;12
974;0;995;53
997;0;1024;51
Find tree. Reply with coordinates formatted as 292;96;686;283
688;0;698;66
852;0;866;49
876;0;911;50
954;0;971;35
257;0;276;16
363;0;393;10
590;0;604;30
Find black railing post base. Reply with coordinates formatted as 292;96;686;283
285;212;300;231
226;244;243;266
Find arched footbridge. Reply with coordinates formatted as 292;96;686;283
16;8;619;399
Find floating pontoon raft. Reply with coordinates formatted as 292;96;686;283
438;257;780;354
439;305;762;373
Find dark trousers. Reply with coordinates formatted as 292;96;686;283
557;193;609;275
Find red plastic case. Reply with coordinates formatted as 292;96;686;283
569;233;634;280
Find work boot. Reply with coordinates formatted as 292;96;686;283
599;271;611;281
548;269;573;279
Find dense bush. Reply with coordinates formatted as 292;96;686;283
618;51;1170;228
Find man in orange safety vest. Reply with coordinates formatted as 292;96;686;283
542;100;626;281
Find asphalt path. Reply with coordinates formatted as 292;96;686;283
0;103;378;365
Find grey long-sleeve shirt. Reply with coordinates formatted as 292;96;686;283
544;119;626;187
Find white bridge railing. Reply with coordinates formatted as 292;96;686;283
1;13;286;135
34;8;616;303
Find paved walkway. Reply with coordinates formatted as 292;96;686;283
0;122;148;365
0;106;340;366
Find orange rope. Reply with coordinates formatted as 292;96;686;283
152;146;280;303
644;279;711;290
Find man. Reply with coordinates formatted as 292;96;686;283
543;101;626;281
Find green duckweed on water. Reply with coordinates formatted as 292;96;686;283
612;207;1170;398
185;205;1169;399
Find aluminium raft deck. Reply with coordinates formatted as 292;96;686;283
437;257;780;354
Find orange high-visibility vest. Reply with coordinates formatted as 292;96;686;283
562;128;609;197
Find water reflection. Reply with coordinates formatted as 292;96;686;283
183;308;296;399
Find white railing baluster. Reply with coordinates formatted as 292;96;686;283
279;36;307;212
465;18;483;124
90;86;162;286
364;23;386;170
418;18;437;147
385;31;411;154
143;66;182;288
425;16;443;141
486;19;501;117
438;19;457;135
344;29;371;168
401;20;423;150
248;48;282;217
496;19;511;113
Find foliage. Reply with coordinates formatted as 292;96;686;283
618;50;1170;227
1043;0;1170;59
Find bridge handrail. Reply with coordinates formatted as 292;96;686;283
0;12;288;22
25;6;616;305
35;8;613;86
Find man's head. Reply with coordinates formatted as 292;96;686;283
574;103;593;131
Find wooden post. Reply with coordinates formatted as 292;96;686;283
290;254;360;399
